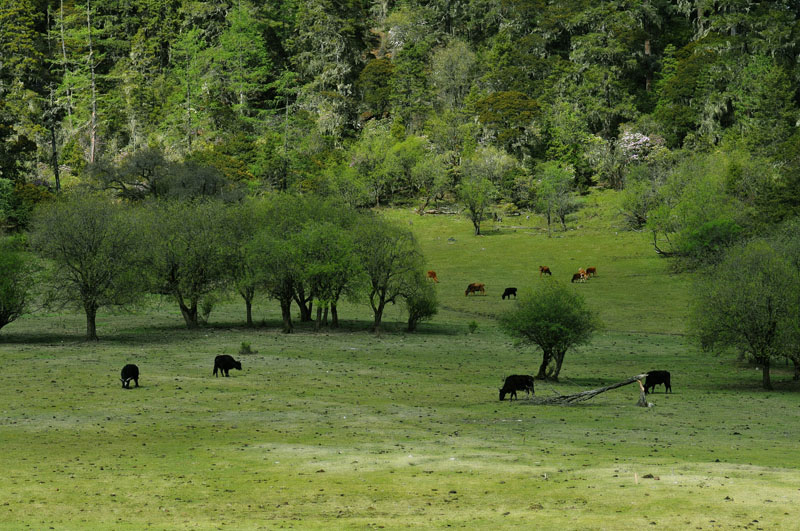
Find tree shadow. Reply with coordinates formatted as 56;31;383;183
0;313;469;346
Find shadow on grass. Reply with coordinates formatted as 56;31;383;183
0;316;466;345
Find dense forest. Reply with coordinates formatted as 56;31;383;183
1;0;800;251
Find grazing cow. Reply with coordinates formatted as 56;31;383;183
501;287;517;300
426;270;439;283
120;364;139;389
465;282;486;296
571;272;586;283
499;375;535;401
539;266;551;276
213;355;242;377
644;370;672;394
586;266;597;277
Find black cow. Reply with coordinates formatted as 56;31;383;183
213;355;242;377
120;364;139;389
644;370;672;394
501;287;517;300
499;374;534;401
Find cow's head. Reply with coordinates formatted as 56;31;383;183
499;388;507;401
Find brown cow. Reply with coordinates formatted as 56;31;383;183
571;272;586;283
465;283;486;296
578;267;587;277
427;270;439;283
539;266;551;276
586;266;597;277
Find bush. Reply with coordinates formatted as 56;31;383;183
404;277;437;332
239;342;256;355
678;218;744;264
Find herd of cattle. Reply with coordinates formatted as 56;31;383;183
426;266;674;402
427;265;599;302
121;357;672;402
120;269;672;402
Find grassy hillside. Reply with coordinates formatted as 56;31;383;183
390;189;692;335
1;191;799;529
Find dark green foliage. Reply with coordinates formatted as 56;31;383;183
474;91;540;157
0;99;36;185
357;57;394;119
0;177;53;231
0;236;33;332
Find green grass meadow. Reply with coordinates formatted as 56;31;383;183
2;191;800;529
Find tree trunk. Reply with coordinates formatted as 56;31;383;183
185;63;193;150
294;286;313;322
59;0;73;128
762;359;772;390
793;358;799;381
177;294;199;328
84;302;98;341
372;300;385;333
473;218;481;236
551;350;566;381
50;121;60;193
280;298;293;333
529;374;650;405
636;379;652;407
331;303;339;328
536;351;552;380
546;209;552;238
86;0;98;163
315;306;323;330
239;286;254;326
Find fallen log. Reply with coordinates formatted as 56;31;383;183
526;373;650;405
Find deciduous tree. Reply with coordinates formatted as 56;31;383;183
500;282;599;381
143;199;232;328
355;217;424;332
30;194;143;340
691;240;799;390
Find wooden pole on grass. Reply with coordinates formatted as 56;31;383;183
527;373;651;405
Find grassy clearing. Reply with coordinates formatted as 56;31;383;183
2;191;800;529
